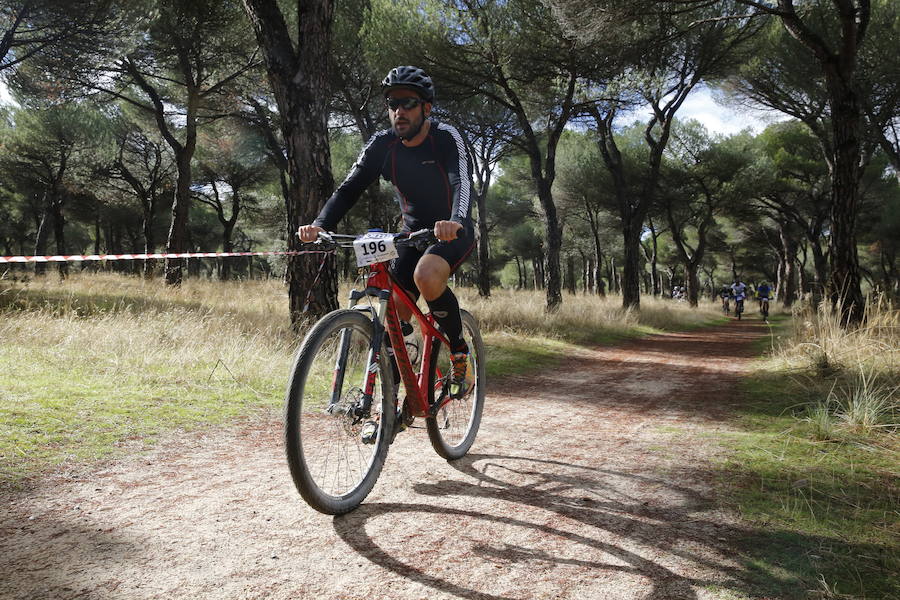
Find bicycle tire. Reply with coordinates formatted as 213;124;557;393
425;310;485;460
284;309;395;514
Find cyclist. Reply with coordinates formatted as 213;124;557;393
719;285;732;313
757;281;772;316
730;279;748;315
297;65;476;397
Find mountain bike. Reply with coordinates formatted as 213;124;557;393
760;296;770;321
734;294;745;320
284;229;485;515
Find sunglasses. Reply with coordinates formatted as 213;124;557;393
386;96;424;110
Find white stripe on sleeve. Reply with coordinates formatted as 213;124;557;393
437;122;471;220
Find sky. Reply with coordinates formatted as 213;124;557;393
0;80;12;106
622;85;787;136
671;86;785;135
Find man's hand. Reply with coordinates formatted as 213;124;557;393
434;220;462;242
297;225;325;243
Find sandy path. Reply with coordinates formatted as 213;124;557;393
1;319;779;600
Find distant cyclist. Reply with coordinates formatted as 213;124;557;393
719;285;732;314
730;280;748;317
757;281;772;318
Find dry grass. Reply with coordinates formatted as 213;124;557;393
770;296;899;437
778;295;899;375
457;287;720;343
1;272;720;342
0;272;721;487
0;271;294;342
727;296;899;598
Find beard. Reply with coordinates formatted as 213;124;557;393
392;110;425;140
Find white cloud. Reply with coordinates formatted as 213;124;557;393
615;85;789;136
678;87;774;135
0;78;16;106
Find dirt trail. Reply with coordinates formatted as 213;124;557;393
1;319;781;600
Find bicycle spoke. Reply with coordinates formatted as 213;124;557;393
426;310;484;460
286;310;392;513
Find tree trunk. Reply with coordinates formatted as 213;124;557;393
51;197;68;279
243;0;338;325
565;254;576;295
91;213;102;274
594;256;605;297
220;223;235;281
608;256;620;294
686;264;700;307
536;181;562;310
775;254;785;301
588;256;595;294
164;151;192;285
513;256;522;289
779;223;799;307
827;84;865;323
650;235;660;297
142;202;156;279
798;241;808;298
620;216;642;307
808;240;828;303
476;188;491;298
33;206;50;277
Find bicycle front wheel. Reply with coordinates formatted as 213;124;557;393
426;309;485;460
284;309;395;514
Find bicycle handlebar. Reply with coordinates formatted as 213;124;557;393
310;228;465;252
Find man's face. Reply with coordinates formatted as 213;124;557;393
386;89;429;138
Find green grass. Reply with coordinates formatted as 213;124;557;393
712;353;899;598
483;333;570;378
641;305;898;599
0;334;287;486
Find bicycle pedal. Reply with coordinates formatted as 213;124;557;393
449;382;468;399
360;420;378;445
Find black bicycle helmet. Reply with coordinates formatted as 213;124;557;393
381;66;435;102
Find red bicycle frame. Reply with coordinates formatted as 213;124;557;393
348;259;451;418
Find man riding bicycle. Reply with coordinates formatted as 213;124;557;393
719;285;732;313
757;281;772;316
298;66;476;396
730;279;748;316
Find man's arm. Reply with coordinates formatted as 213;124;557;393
436;123;473;225
312;131;389;231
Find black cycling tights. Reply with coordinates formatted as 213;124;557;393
426;288;466;353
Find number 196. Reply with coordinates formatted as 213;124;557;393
362;240;387;255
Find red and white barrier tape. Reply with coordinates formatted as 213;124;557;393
0;250;329;264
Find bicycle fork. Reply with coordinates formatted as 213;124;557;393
327;288;391;420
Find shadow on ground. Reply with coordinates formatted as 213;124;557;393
334;453;894;600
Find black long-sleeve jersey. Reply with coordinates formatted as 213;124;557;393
312;120;474;232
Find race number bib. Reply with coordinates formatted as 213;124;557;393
353;232;399;267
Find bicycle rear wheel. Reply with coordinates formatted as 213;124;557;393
426;309;485;460
284;309;395;514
